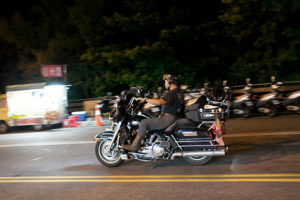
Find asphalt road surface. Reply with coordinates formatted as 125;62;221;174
0;115;299;200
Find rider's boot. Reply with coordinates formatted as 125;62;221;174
122;135;143;152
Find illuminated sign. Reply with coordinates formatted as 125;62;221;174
41;65;63;77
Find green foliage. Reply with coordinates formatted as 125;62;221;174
78;41;182;96
0;0;299;99
219;0;300;83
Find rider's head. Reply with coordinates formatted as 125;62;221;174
163;73;178;89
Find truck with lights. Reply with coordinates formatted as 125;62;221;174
0;83;68;133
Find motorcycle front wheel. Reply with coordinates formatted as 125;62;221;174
95;139;124;168
184;155;212;166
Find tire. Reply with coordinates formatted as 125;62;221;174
184;155;212;166
0;121;9;133
95;139;124;168
268;104;277;117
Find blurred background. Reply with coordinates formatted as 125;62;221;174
0;2;300;197
0;0;299;100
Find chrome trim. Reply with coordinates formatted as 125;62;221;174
171;135;183;151
198;121;215;129
178;139;211;142
107;121;122;151
115;135;120;151
137;113;150;119
179;145;217;148
120;154;129;160
170;149;226;160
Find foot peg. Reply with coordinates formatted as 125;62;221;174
120;154;129;160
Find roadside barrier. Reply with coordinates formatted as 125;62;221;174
63;115;80;128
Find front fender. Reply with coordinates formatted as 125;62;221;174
93;130;114;142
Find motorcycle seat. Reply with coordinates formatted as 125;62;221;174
164;118;196;133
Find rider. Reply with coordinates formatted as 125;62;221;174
122;73;184;152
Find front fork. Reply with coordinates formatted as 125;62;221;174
107;121;122;151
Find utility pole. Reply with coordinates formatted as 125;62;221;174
63;65;68;84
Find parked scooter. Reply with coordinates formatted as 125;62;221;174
256;76;282;117
232;78;254;118
283;89;300;114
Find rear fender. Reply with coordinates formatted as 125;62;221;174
93;131;114;142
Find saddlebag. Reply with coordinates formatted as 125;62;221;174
174;127;214;150
174;127;210;139
185;102;227;122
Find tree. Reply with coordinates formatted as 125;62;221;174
218;0;300;83
0;0;299;98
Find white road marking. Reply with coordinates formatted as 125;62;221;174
32;157;42;161
0;131;299;148
0;141;94;148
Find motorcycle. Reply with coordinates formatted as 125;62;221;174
256;77;282;117
232;78;254;118
283;89;300;114
94;86;229;168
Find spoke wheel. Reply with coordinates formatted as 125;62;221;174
95;139;123;168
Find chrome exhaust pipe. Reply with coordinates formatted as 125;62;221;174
171;148;227;160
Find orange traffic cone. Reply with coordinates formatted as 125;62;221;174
95;104;103;126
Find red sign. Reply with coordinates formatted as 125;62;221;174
41;65;63;78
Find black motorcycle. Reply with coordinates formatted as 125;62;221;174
94;87;229;168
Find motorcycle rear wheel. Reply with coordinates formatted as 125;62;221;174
95;139;124;168
184;155;212;166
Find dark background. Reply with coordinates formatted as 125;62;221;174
0;0;299;99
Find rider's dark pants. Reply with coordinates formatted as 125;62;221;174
137;114;177;137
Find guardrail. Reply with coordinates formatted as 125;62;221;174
230;80;300;89
68;81;300;115
231;85;300;94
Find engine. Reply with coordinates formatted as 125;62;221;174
152;143;166;157
139;140;170;159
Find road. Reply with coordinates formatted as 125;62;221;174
0;115;299;200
